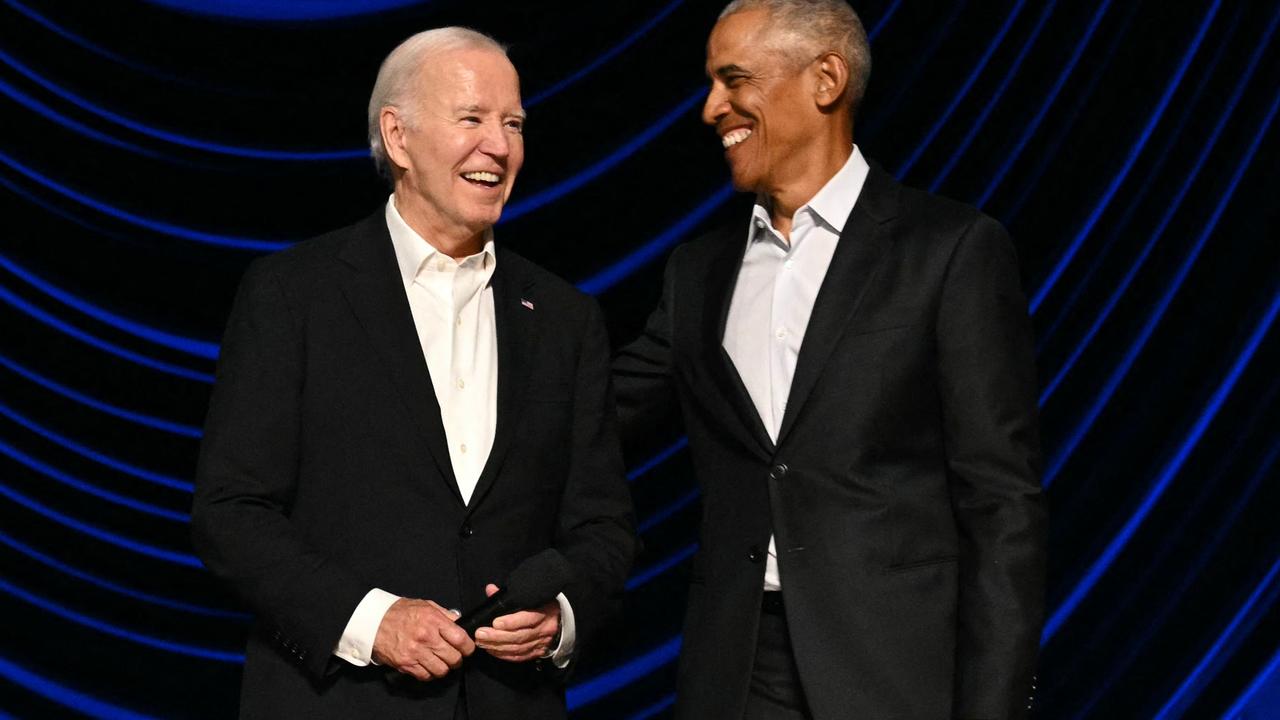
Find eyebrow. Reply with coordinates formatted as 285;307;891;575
455;104;527;120
710;63;750;79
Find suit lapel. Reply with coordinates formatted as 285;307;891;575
703;226;776;460
335;213;463;505
774;164;900;447
465;254;534;513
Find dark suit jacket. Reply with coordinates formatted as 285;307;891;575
192;211;636;720
614;163;1046;720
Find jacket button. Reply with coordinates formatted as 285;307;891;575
769;463;788;480
748;545;764;563
459;522;473;538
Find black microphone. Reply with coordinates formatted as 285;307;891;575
457;549;572;635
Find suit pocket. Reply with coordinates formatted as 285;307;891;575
884;555;959;574
848;305;924;337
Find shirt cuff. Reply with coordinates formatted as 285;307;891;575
545;592;576;668
333;588;401;666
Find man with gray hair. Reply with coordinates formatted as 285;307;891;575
615;1;1046;718
193;27;636;720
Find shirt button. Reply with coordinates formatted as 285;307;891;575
436;260;447;272
460;443;468;454
456;317;463;327
456;378;465;389
775;328;786;339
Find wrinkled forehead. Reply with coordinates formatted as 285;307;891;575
418;47;522;106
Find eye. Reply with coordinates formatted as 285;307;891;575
461;116;482;125
505;119;524;133
725;75;747;88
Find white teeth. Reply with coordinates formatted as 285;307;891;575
721;128;752;148
462;171;500;183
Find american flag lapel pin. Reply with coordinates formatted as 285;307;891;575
520;298;535;311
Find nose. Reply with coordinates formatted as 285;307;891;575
702;83;728;126
478;119;511;159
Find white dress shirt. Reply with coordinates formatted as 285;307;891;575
332;196;575;668
722;146;870;591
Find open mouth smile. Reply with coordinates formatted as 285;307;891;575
461;171;502;188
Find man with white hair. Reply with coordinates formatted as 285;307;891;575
615;1;1046;718
193;27;636;720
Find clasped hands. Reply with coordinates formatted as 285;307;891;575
371;583;561;682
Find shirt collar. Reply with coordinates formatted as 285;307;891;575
384;195;496;289
749;144;870;243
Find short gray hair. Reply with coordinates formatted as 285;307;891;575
719;0;870;116
367;27;508;180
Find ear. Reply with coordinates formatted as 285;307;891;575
812;52;850;111
379;106;410;172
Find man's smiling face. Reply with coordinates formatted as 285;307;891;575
393;47;525;240
702;8;817;197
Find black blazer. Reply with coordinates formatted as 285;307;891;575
192;211;637;720
614;163;1046;720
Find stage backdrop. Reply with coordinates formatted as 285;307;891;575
2;1;1278;717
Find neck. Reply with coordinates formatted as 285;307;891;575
392;189;486;259
765;125;853;238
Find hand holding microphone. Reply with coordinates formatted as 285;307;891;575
465;549;572;663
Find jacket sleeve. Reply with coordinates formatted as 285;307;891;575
191;259;369;681
554;297;640;667
611;246;684;465
935;216;1048;720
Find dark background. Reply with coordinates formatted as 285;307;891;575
2;0;1278;717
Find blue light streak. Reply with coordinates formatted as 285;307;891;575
1222;644;1280;719
1153;556;1280;719
975;0;1114;206
503;90;705;223
3;0;190;85
0;528;247;619
0;576;243;662
628;692;677;720
567;636;681;710
868;0;903;39
637;488;699;534
1042;87;1280;484
894;0;1028;178
525;0;686;107
0;401;194;492
0;437;189;522
627;437;690;481
929;0;1058;191
1071;420;1280;718
1029;0;1221;312
0;352;202;438
0;481;201;567
0;253;219;359
0;653;161;720
578;184;735;295
626;543;698;591
140;0;423;22
0;75;163;159
1038;6;1274;405
0;47;366;160
0;150;287;251
1042;280;1280;641
1032;0;1244;356
0;283;215;383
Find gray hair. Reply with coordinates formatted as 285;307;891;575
719;0;870;116
367;27;508;180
